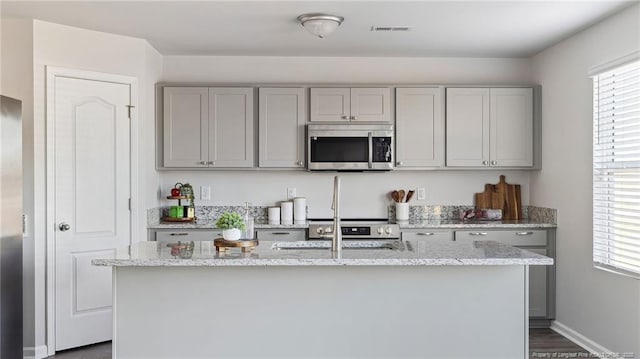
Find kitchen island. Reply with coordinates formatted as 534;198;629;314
94;239;552;359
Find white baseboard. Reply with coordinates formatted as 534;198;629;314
551;321;614;357
23;345;48;359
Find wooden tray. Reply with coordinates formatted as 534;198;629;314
214;238;258;253
161;216;195;223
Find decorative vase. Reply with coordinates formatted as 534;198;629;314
222;228;242;241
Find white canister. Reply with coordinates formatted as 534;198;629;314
268;207;281;225
293;197;307;223
280;201;293;225
395;203;409;222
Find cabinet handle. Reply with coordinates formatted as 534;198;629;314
516;231;534;236
169;233;189;236
491;160;497;165
208;161;215;165
469;232;488;236
271;232;291;235
341;115;348;120
482;160;489;166
350;116;357;120
199;161;207;165
417;232;435;236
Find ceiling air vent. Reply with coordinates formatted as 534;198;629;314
370;26;411;32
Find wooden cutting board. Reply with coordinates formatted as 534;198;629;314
474;175;522;220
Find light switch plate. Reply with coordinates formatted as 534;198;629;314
417;188;426;200
201;186;211;200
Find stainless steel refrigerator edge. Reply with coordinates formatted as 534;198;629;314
0;95;23;358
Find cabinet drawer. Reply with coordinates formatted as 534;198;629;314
455;230;546;246
256;229;306;242
155;230;220;242
402;230;452;242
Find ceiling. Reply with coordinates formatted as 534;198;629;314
1;1;635;57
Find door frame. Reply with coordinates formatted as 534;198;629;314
45;66;138;356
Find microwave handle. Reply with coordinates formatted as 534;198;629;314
368;132;373;169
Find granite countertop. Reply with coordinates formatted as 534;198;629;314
148;219;555;230
397;219;557;229
148;221;310;230
92;239;553;267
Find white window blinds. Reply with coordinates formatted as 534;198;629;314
592;58;640;278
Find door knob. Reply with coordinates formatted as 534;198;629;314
59;223;70;231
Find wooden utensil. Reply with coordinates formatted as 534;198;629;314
405;190;415;203
398;190;406;203
391;190;400;203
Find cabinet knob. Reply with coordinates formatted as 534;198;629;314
58;223;71;232
297;161;303;166
397;161;404;166
199;161;207;165
341;115;349;120
208;161;215;165
482;160;489;166
491;160;497;165
350;116;357;120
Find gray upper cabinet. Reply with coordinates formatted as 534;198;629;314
208;88;254;168
162;87;254;168
446;87;533;168
163;87;209;168
258;88;306;168
395;88;444;168
310;87;391;122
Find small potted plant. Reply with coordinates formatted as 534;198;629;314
215;212;246;241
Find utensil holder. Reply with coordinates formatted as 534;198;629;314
395;203;409;222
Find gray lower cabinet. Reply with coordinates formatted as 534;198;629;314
401;229;452;242
255;229;306;242
150;229;222;242
258;88;306;168
453;229;555;327
162;87;254;168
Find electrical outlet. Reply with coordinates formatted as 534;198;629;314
200;186;211;200
417;188;426;201
287;187;296;199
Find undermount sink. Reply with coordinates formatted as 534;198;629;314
271;240;404;251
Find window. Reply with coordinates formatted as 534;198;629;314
592;56;640;278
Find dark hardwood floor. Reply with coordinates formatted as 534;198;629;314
48;328;589;358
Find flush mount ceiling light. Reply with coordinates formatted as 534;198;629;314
297;13;344;38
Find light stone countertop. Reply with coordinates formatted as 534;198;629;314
148;219;555;230
92;239;553;267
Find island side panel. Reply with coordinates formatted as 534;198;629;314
114;266;527;359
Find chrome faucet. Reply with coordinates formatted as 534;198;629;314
330;176;342;253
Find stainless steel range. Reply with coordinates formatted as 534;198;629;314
308;219;400;240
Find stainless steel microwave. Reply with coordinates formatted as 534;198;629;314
307;124;394;171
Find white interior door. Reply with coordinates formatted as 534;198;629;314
53;76;131;350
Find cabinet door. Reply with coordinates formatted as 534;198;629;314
208;88;254;167
255;229;306;242
490;88;533;167
155;230;220;242
350;88;391;122
526;247;548;317
395;88;444;168
445;88;490;167
259;88;306;168
310;88;351;122
402;230;452;242
163;87;209;167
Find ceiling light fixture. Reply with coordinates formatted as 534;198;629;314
297;13;344;38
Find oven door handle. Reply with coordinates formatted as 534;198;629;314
368;132;373;169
